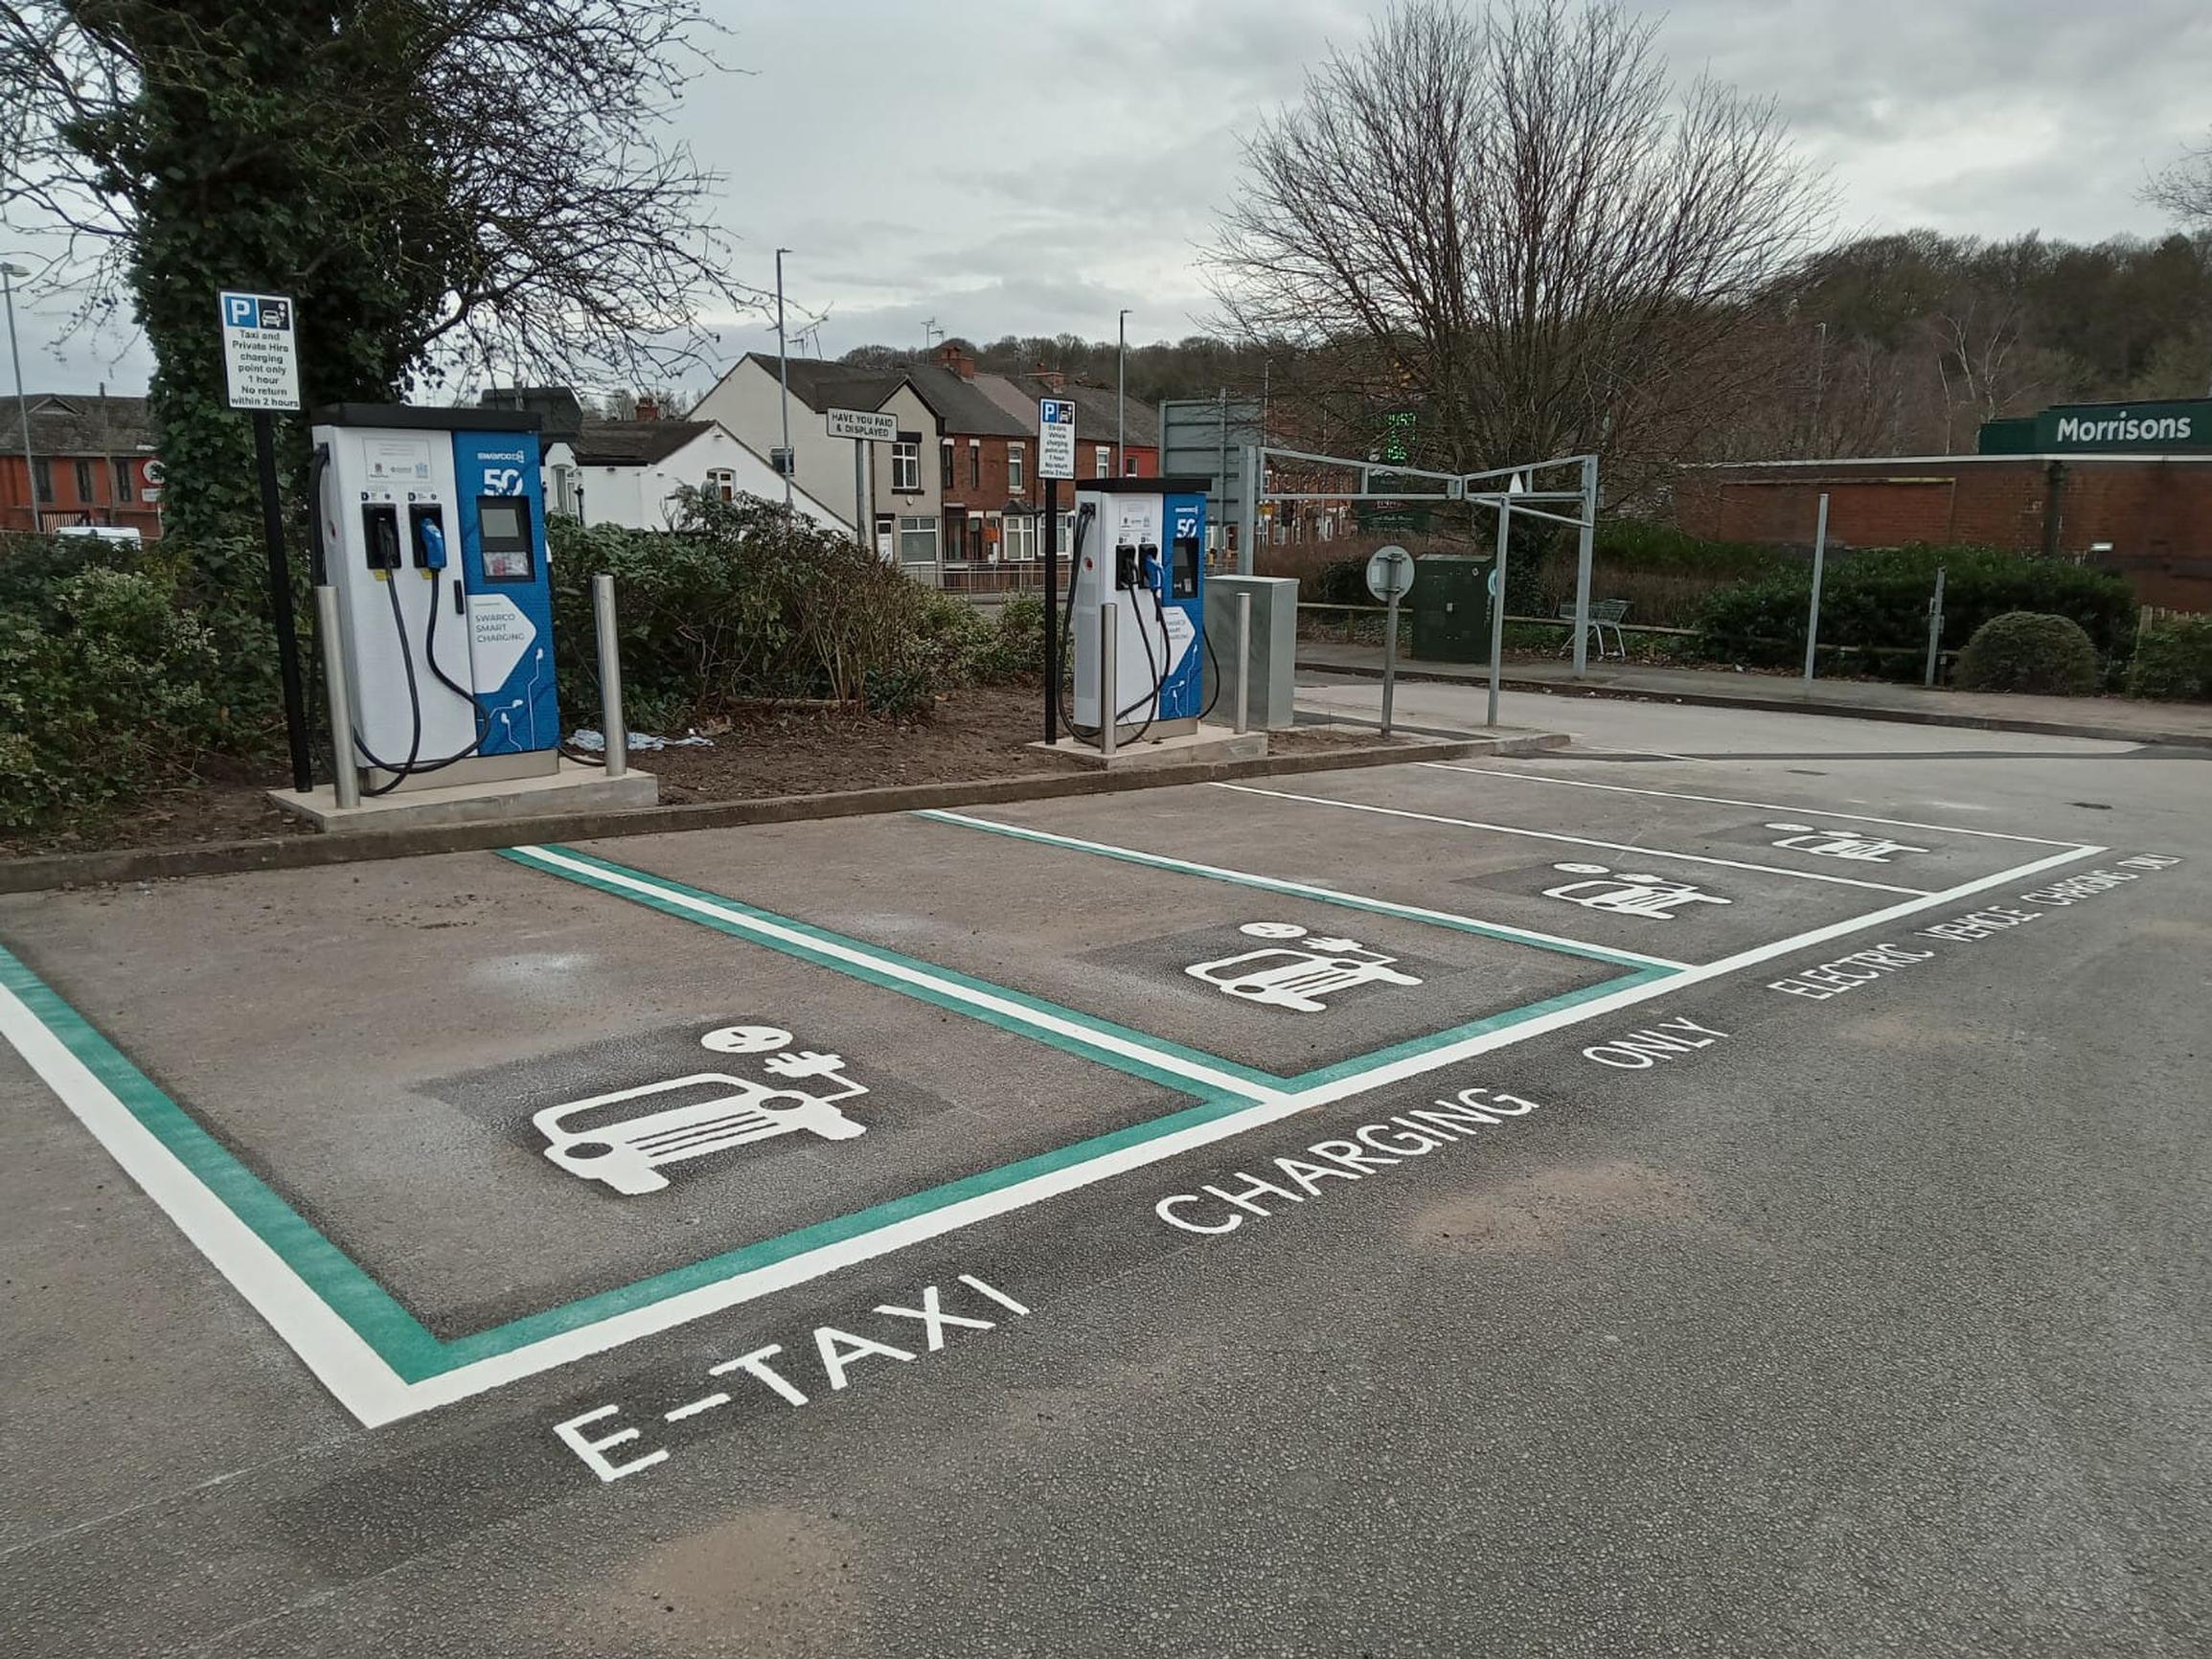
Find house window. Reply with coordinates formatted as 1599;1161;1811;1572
894;438;921;493
1125;454;1140;476
704;466;736;503
897;513;938;565
1094;445;1110;477
113;459;134;503
1007;443;1024;490
939;441;954;489
74;458;94;501
969;441;980;490
32;458;51;502
1057;511;1074;557
1004;512;1037;561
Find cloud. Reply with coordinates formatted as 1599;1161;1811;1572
5;0;2203;395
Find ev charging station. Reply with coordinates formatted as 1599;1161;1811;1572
280;403;654;826
1069;477;1212;744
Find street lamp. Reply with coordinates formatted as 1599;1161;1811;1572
1;262;34;534
1116;308;1130;477
774;246;793;510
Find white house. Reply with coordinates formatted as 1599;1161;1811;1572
690;354;902;530
542;417;847;533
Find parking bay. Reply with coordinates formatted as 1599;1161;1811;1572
0;754;2116;1431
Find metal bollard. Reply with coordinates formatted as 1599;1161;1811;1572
315;584;361;809
1099;602;1118;760
1234;591;1251;736
592;573;627;779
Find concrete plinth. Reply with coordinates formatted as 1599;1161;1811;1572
269;758;658;833
1028;723;1267;770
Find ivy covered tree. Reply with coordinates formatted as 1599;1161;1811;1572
1;0;754;573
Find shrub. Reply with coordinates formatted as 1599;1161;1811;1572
2126;615;2212;701
1953;612;2101;695
0;564;227;829
1309;556;1373;606
1693;545;2137;680
1587;518;1789;578
972;593;1046;684
546;491;997;730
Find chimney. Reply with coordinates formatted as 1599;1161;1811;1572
936;343;975;380
635;393;660;421
1035;367;1065;393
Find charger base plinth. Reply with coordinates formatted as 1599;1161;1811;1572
1029;723;1266;771
269;758;656;833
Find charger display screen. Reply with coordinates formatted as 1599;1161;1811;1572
476;496;536;580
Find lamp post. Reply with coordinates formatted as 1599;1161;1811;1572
775;246;792;509
1116;307;1130;477
1;262;34;533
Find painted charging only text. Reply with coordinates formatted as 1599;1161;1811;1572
1154;1085;1548;1235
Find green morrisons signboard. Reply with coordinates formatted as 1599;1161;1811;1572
1979;399;2212;455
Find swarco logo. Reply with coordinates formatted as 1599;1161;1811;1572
2053;410;2194;444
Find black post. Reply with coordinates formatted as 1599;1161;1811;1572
1042;475;1060;744
254;409;312;792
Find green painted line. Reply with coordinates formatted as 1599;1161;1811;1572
0;842;1691;1395
500;843;1286;1098
436;1087;1254;1365
1281;966;1676;1090
0;940;447;1379
914;808;1677;973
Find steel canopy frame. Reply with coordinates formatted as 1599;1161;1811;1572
1239;445;1604;675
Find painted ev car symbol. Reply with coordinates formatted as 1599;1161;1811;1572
1184;921;1423;1013
535;1028;869;1195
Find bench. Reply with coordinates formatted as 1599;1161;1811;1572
1558;599;1630;659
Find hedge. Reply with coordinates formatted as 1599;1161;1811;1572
2126;614;2212;701
1692;545;2137;680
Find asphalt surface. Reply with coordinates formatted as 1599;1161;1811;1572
2;688;2205;1657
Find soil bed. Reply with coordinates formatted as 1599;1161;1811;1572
2;684;1400;860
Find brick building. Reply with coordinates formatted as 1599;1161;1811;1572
906;347;1037;569
1674;454;2212;611
0;392;164;537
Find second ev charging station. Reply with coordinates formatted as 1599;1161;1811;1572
311;404;561;795
1069;476;1212;744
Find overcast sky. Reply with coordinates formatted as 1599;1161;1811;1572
5;0;2207;398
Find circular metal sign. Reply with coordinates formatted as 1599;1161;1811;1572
1365;544;1415;602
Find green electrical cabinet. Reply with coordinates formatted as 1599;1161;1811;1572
1409;555;1494;664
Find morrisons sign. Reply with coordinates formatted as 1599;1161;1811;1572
2035;400;2208;453
2049;405;2201;447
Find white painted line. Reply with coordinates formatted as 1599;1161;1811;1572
506;845;1281;1107
663;1393;730;1422
921;809;1691;972
1417;763;2087;847
1210;783;1933;896
1288;839;2104;1109
0;974;416;1429
0;830;2109;1428
393;837;2101;1419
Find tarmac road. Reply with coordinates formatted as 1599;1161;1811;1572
2;693;2205;1657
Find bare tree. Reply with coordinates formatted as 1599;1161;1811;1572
2145;131;2212;228
1204;0;1831;495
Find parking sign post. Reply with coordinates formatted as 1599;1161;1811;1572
1365;544;1415;738
1038;397;1076;744
219;289;310;792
